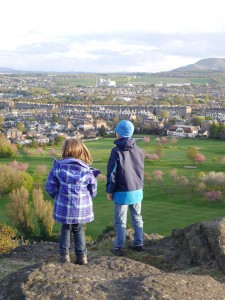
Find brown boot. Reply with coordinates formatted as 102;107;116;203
59;254;70;263
75;255;88;265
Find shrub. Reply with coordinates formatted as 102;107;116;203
0;134;16;158
7;187;34;238
196;182;206;192
0;223;19;254
8;160;29;171
32;189;54;240
201;171;225;187
97;173;106;181
173;175;189;190
0;165;33;194
221;155;225;166
203;191;223;202
36;164;48;175
169;168;177;180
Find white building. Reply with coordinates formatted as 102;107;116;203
96;77;116;87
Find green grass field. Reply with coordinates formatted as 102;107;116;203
1;136;225;240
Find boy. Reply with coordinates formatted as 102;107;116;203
106;120;144;256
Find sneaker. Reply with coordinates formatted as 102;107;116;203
75;255;88;265
59;254;70;263
111;248;124;256
128;244;144;252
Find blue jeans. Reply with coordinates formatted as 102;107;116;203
113;202;143;249
59;224;87;256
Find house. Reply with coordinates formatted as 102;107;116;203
67;131;84;140
93;119;107;129
6;128;23;139
77;121;93;131
167;125;200;138
83;130;97;139
195;129;209;138
34;134;49;144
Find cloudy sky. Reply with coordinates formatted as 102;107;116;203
0;0;225;73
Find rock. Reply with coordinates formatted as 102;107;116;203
144;217;225;271
0;256;225;300
1;217;225;299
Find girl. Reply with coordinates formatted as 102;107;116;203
46;138;100;264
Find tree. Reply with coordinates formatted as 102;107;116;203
160;110;170;120
186;147;199;164
17;122;25;132
154;143;164;159
55;135;65;145
192;116;204;126
99;125;107;137
0;116;4;126
194;153;206;164
52;114;58;123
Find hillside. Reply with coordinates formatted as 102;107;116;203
2;57;225;75
171;57;225;72
1;217;225;299
0;67;20;73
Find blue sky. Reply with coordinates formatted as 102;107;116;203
0;0;225;72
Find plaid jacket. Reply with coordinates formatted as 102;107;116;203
46;157;100;224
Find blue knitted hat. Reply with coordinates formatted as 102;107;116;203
115;120;134;138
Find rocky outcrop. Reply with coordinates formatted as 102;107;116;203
1;217;225;299
143;217;225;271
1;256;225;300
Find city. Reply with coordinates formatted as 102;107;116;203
1;72;225;145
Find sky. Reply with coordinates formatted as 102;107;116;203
0;0;225;73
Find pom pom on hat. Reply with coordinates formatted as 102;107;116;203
115;120;134;138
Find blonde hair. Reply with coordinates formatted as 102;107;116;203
61;138;92;165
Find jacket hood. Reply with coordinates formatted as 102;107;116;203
53;157;101;177
114;137;135;151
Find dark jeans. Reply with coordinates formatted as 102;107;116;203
59;223;87;256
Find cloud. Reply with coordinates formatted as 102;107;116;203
1;30;225;72
0;0;225;72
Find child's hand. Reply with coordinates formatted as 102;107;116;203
107;193;112;201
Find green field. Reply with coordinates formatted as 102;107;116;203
54;72;225;86
1;136;225;240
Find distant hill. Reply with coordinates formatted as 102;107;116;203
2;58;225;75
171;58;225;72
0;67;21;73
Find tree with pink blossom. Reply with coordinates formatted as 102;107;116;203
169;136;177;145
194;153;206;164
153;170;164;181
37;147;44;156
48;148;57;157
160;137;168;144
145;153;159;161
8;160;29;171
144;173;151;184
143;136;150;144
